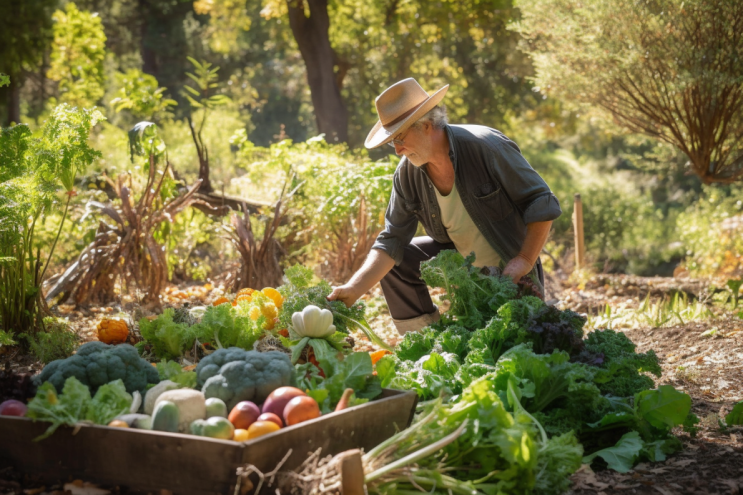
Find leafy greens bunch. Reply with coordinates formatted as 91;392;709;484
295;349;382;414
360;374;583;495
138;303;265;359
420;250;518;329
27;376;132;440
1;104;102;338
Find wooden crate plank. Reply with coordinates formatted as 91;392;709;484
0;417;243;495
0;389;417;495
236;390;417;492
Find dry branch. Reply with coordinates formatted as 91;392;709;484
46;157;206;307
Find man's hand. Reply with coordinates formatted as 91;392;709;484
502;255;533;283
327;249;396;308
327;284;362;309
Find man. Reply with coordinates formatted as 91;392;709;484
328;78;562;334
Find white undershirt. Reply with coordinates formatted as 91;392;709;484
433;184;502;268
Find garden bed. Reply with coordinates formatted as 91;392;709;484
0;389;417;495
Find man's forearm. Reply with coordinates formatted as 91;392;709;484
348;248;396;294
515;220;552;266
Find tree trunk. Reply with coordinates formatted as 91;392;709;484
138;0;191;110
286;0;348;144
6;76;21;126
139;0;158;76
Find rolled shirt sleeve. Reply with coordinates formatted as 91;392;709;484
372;170;419;266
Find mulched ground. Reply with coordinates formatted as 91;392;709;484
558;274;743;495
2;275;743;494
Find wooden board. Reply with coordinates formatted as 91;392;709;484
0;389;417;495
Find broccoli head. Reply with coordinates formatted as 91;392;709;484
34;342;160;396
196;347;294;410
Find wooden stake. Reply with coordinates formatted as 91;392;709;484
339;449;365;495
573;193;585;270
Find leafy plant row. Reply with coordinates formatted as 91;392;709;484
376;251;698;475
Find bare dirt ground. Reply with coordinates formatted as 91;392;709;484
2;275;742;494
556;274;743;495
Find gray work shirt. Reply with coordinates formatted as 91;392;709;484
372;124;562;267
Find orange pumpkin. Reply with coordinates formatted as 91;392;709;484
97;318;129;345
212;296;230;306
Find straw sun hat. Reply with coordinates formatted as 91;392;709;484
364;78;449;149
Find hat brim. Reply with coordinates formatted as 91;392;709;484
364;85;449;149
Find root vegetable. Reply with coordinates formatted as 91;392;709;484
262;387;306;418
0;399;27;417
335;388;354;412
228;401;261;429
257;412;283;428
283;396;320;426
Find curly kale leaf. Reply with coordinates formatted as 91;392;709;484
395;328;436;362
283;264;315;289
496;296;546;345
584;329;662;397
433;325;472;358
420;250;518;329
534;431;584;495
464;317;506;368
524;306;590;358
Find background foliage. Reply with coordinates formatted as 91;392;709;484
0;0;741;326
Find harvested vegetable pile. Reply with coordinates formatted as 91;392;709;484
373;251;698;479
2;265;390;450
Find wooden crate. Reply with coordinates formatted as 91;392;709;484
0;389;417;494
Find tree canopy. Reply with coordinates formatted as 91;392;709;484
514;0;743;183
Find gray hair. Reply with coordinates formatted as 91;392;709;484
411;104;448;130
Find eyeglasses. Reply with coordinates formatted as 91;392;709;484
387;127;412;148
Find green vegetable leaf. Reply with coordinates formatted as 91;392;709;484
725;401;743;426
683;412;700;436
641;437;682;462
375;354;398;388
395;329;435;362
583;431;643;472
156;361;197;389
535;431;584;494
305;388;329;409
139;309;193;359
85;379;132;425
338;352;374;391
26;377;92;440
635;385;691;431
291;337;311;364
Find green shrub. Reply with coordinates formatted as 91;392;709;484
677;185;743;278
0;104;102;337
21;317;79;364
232;133;395;282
